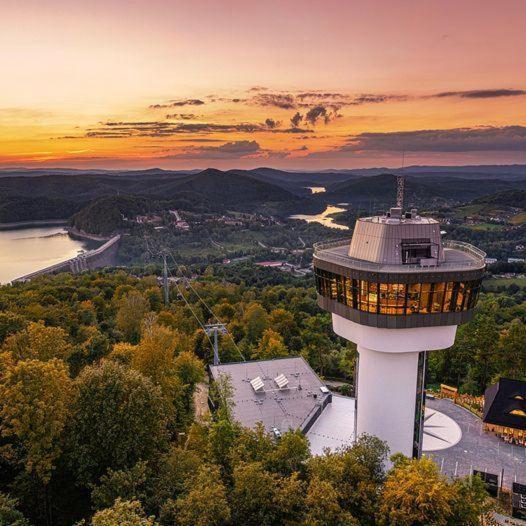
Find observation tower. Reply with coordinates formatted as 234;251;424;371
313;184;485;457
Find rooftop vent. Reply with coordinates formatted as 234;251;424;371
319;386;329;394
274;373;289;389
250;376;265;392
390;207;402;219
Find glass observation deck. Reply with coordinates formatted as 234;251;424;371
313;237;486;327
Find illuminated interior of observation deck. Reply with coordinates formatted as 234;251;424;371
315;270;482;315
313;208;486;329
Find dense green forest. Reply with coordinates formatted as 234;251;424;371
2;168;526;230
0;265;510;524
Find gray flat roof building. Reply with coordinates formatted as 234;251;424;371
209;356;356;452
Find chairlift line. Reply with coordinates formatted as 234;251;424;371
139;225;246;363
166;250;246;362
162;259;217;356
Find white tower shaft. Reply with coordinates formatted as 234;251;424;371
356;346;419;457
332;314;457;457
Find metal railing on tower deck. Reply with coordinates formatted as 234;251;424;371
313;238;486;273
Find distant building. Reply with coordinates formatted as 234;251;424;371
175;221;190;231
508;257;525;263
485;257;498;265
255;261;285;268
209;357;355;455
483;378;526;445
135;214;162;225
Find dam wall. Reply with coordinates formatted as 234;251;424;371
12;235;121;283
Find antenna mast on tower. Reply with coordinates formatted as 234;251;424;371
396;151;405;209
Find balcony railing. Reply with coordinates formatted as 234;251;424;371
313;238;486;273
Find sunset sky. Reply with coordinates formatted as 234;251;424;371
2;0;526;170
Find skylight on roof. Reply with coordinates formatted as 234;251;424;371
250;376;265;392
274;373;289;389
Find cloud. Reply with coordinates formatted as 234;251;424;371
264;118;281;129
173;138;224;143
166;113;199;120
251;93;296;109
149;99;205;109
306;126;526;157
78;119;313;139
281;127;314;133
434;89;526;99
304;106;340;125
84;121;264;138
208;97;246;103
305;106;328;125
296;92;347;100
166;140;261;159
351;94;408;105
290;112;303;127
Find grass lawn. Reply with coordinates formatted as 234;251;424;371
484;277;526;289
453;204;485;219
510;211;526;225
464;222;507;232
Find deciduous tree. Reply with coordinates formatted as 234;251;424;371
253;328;287;359
0;358;73;483
91;499;157;526
115;291;149;343
2;321;72;363
162;465;230;526
67;361;168;486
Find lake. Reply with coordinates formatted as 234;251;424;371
306;186;326;194
0;226;96;283
290;205;349;230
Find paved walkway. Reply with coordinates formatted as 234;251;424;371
193;382;210;423
426;398;526;489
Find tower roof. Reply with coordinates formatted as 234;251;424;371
348;212;444;266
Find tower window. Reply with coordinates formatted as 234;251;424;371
401;239;432;264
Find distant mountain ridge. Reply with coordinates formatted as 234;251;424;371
2;166;526;225
3;163;526;180
322;173;526;208
0;168;304;225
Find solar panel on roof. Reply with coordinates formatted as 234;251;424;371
250;376;265;392
274;373;289;389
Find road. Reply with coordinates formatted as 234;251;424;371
426;397;526;489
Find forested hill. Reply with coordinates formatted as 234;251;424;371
161;168;295;204
0;168;303;224
322;173;525;208
3;166;526;225
71;196;156;236
473;189;526;208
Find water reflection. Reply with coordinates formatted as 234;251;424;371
0;226;95;283
306;186;326;194
290;205;349;230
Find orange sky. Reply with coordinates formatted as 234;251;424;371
2;0;526;170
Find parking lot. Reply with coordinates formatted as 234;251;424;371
426;397;526;489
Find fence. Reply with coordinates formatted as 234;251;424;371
429;385;484;418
